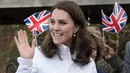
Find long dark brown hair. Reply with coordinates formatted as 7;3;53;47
41;1;93;65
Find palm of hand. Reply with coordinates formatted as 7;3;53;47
14;30;36;59
18;42;35;59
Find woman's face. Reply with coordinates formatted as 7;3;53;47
49;8;78;45
91;42;97;61
91;49;97;60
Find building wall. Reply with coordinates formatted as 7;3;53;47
74;0;130;5
0;0;130;8
0;0;67;8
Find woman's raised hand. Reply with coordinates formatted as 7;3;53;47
103;44;115;60
14;30;36;59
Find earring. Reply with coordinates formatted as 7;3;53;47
73;33;76;37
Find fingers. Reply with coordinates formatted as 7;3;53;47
104;55;111;60
18;30;23;44
14;36;20;49
23;31;28;43
20;30;25;43
17;30;28;44
15;30;36;48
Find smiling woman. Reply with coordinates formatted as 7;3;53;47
14;1;97;73
49;8;78;46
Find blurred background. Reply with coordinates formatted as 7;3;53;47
0;0;130;73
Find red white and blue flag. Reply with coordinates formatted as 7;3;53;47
24;10;51;36
102;2;127;34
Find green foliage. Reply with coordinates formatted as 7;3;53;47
11;24;34;44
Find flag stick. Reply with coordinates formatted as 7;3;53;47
34;34;39;49
116;33;119;54
102;30;106;44
101;9;106;44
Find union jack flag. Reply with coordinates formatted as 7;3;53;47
102;2;127;34
24;10;51;36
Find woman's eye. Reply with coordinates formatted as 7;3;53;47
50;20;55;25
59;21;67;25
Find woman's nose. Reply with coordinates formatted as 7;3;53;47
53;23;60;31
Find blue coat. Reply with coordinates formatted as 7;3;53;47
124;41;130;73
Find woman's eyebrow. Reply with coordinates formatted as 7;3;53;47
59;19;67;22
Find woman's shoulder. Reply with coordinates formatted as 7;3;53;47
87;58;96;67
82;58;97;73
82;58;96;69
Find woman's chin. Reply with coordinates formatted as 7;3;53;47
53;40;63;45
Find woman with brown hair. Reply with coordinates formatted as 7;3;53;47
87;26;124;73
14;1;97;73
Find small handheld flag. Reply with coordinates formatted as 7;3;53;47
24;10;51;36
102;2;127;34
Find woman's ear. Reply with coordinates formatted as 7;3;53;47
74;25;79;33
